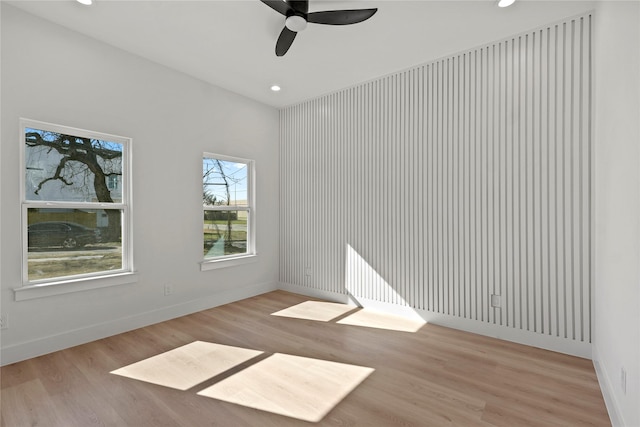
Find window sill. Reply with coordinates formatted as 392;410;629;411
14;272;138;301
200;254;258;271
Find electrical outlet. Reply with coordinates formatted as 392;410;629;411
164;284;174;296
0;314;8;330
621;367;627;394
490;294;501;308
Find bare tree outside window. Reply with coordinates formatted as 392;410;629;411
25;129;123;241
202;155;251;259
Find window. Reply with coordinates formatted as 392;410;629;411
21;119;132;287
107;175;119;191
202;153;255;266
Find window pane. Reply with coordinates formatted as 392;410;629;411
203;157;248;207
27;208;123;281
25;127;123;203
203;211;248;258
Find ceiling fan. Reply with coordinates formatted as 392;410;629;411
260;0;378;56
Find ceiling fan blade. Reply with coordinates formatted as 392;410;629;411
288;0;309;14
276;27;297;56
307;8;378;25
260;0;293;16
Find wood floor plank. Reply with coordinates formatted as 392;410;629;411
0;291;610;426
1;378;68;427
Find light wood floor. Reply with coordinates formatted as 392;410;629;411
1;291;610;426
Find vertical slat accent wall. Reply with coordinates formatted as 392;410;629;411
280;14;592;342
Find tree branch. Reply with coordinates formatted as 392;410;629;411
34;157;73;195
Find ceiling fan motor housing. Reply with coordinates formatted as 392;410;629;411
285;15;307;32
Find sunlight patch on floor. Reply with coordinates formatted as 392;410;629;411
197;353;374;422
271;300;356;322
110;341;263;391
338;308;425;333
272;300;425;333
111;341;374;422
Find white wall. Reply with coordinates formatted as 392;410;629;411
0;4;279;365
593;2;640;426
279;13;593;358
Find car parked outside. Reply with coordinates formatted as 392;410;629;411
28;221;101;249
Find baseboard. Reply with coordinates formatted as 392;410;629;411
0;281;278;366
592;345;625;427
278;282;592;359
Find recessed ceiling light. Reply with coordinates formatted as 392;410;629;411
497;0;515;7
271;85;281;92
77;0;93;5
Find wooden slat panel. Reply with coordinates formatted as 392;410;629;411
279;14;592;343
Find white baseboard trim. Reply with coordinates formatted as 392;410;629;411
0;281;278;366
592;345;625;427
278;282;592;359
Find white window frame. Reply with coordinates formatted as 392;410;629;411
16;118;136;301
201;152;256;271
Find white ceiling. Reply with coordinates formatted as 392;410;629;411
8;0;596;108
